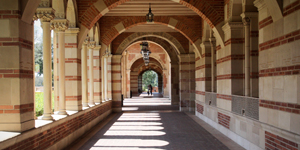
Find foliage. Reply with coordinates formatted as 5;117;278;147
35;92;54;117
142;70;158;91
35;76;43;86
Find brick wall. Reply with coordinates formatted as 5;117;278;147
1;102;112;150
218;112;230;129
196;103;204;114
265;131;299;150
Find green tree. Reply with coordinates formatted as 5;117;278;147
142;70;158;91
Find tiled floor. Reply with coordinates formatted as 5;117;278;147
66;93;244;150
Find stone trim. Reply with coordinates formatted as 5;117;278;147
0;69;33;79
258;16;273;29
0;103;33;114
259;29;300;51
218;112;230;129
259;99;300;114
259;64;300;77
216;74;244;80
265;131;299;150
283;0;300;17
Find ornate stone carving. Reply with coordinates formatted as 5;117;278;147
50;19;69;31
33;14;38;21
83;37;90;45
35;8;55;22
242;17;251;26
88;41;96;49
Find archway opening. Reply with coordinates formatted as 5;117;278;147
141;70;159;95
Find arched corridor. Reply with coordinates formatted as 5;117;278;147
0;0;300;150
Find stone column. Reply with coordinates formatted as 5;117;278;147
82;38;89;107
53;31;58;112
242;17;251;96
88;41;96;106
37;8;55;120
51;19;69;115
171;63;180;105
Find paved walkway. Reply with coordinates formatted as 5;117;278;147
66;94;244;150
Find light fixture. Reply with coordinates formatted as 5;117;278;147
140;41;151;66
146;3;154;22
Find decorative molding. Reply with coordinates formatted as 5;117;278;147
55;12;65;19
35;8;55;22
50;19;69;31
254;0;267;11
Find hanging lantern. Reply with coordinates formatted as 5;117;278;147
146;3;154;22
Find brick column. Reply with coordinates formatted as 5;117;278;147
195;42;211;104
163;69;169;97
179;54;195;112
138;74;142;94
126;70;131;98
171;63;179;105
112;55;122;112
64;28;82;110
92;45;101;104
217;22;244;111
107;55;112;100
130;71;139;96
0;2;36;131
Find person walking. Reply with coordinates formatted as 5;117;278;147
148;84;153;95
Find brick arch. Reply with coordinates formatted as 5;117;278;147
116;32;186;56
130;37;179;63
129;55;166;72
138;65;163;77
101;16;199;46
77;0;226;50
131;57;163;73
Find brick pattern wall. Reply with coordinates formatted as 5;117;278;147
259;16;273;29
217;94;232;101
259;64;300;77
2;102;112;150
196;103;204;114
218;112;230;129
0;69;33;79
259;29;300;52
260;100;300;115
265;131;299;150
0;104;33;114
283;0;300;17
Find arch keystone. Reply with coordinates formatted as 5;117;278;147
94;0;109;15
168;18;178;29
115;22;126;33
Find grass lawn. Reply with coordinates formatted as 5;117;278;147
35;92;54;117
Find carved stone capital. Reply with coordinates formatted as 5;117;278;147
83;37;90;45
88;41;96;49
242;17;251;26
50;19;69;31
35;8;55;22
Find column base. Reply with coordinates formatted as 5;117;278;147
58;111;68;115
89;102;95;106
42;114;53;120
82;103;90;107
